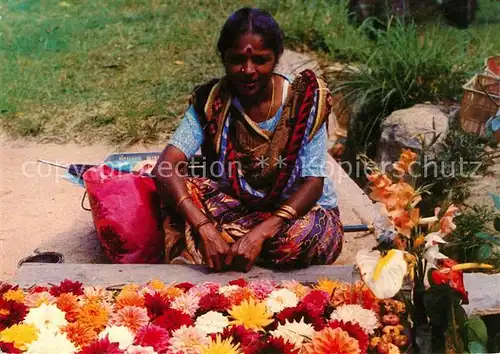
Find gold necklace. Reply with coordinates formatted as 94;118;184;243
264;77;275;121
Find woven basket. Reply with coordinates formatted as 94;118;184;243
485;56;500;77
460;74;500;137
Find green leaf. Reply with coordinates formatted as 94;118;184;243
468;341;486;354
489;192;500;210
467;316;488;345
474;232;500;246
495;217;500;232
476;244;493;260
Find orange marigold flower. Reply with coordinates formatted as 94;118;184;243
111;306;150;333
62;322;97;348
3;289;25;303
56;293;80;322
393;149;418;175
314;278;344;297
159;287;184;302
116;291;145;309
303;327;360;354
77;301;109;332
227;287;255;307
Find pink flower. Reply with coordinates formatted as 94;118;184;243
111;306;150;333
248;280;276;300
134;324;170;353
435;205;460;235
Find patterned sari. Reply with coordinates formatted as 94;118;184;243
163;70;343;269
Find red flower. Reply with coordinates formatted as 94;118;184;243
275;305;325;331
77;336;124;354
328;320;369;353
50;279;84;297
229;278;248;287
175;282;194;292
222;325;261;354
153;308;193;333
256;336;299;354
431;258;469;303
300;290;329;316
0;284;18;296
0;299;28;330
198;293;230;315
0;341;21;353
144;292;170;320
134;324;170;353
29;286;49;294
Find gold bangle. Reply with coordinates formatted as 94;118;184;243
274;210;294;221
280;204;299;218
194;218;211;233
175;195;191;210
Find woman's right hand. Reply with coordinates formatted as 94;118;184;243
198;223;230;271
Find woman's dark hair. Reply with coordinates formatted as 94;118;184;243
217;7;284;61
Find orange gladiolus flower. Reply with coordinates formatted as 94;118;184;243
393;149;418;175
368;173;393;203
384;181;420;211
391;208;420;237
435;205;459;235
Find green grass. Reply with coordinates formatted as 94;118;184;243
0;0;499;144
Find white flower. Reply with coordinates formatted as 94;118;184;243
126;345;157;354
330;304;380;334
171;292;200;317
24;303;68;333
356;249;407;299
168;325;210;354
270;319;315;348
26;330;77;354
218;285;240;296
99;325;135;350
424;244;448;266
265;288;299;313
195;311;229;334
424;232;447;249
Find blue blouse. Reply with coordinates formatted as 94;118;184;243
168;76;338;209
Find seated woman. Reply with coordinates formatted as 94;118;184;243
153;7;343;272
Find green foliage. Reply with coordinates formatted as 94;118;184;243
337;19;494;154
467;316;489;346
273;0;372;61
444;202;500;267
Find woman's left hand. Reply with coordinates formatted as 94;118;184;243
225;216;285;272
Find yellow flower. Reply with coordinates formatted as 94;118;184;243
0;324;39;350
161;286;184;301
201;334;242;354
314;278;343;296
3;289;25;303
149;279;166;291
228;299;273;331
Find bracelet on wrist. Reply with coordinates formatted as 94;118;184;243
175;195;191;211
194;218;211;233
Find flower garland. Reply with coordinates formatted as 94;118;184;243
0;279;409;354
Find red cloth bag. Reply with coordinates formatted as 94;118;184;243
83;165;164;263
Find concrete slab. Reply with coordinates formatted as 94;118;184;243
12;263;357;288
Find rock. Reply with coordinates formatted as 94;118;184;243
327;155;379;264
275;49;322;77
376;103;449;168
463;273;500;316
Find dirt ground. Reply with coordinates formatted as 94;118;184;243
0;134;379;281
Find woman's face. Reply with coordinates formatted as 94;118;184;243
223;33;276;97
